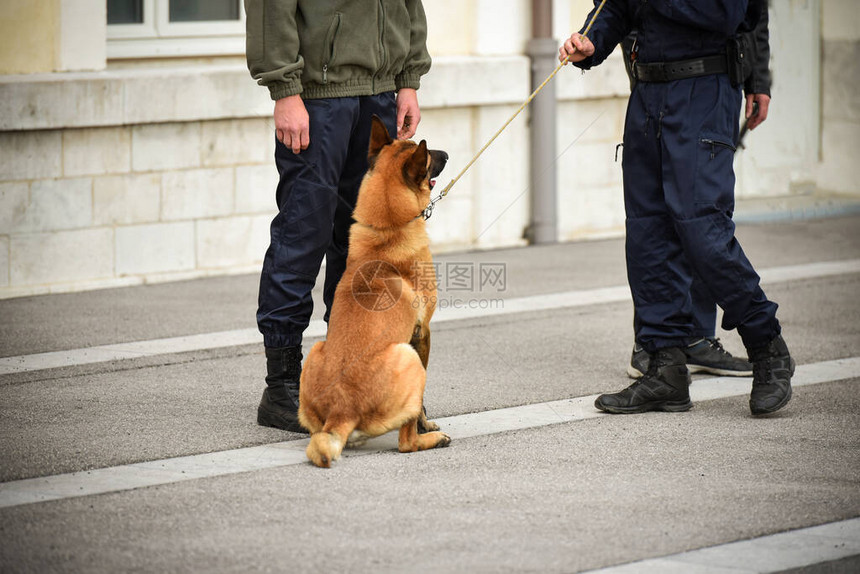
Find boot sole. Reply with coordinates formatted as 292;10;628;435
626;365;645;379
257;406;308;434
628;365;752;378
688;365;752;377
595;398;693;415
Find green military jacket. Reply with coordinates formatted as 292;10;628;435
245;0;432;100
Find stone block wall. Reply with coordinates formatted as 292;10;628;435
1;0;856;299
0;57;537;298
0;117;277;297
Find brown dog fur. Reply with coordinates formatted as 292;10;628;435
298;116;450;468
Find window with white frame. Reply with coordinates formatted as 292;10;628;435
107;0;245;59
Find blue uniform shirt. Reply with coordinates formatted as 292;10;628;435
575;0;764;67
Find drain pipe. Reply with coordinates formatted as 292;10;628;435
526;0;558;244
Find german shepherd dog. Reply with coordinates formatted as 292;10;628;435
298;116;450;468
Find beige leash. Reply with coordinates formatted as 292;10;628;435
423;0;609;220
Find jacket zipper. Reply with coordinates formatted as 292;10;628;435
701;138;737;159
322;13;342;84
374;0;386;92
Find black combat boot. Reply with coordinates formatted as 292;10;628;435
627;338;752;378
257;345;307;433
747;334;794;415
596;347;692;414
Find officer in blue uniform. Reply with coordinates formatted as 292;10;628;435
560;0;793;415
622;8;772;380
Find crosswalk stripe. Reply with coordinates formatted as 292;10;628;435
587;517;860;573
1;259;858;375
1;356;857;510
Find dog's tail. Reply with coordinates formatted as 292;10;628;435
306;418;357;468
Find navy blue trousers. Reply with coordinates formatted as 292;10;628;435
257;93;397;349
634;271;716;345
622;75;780;353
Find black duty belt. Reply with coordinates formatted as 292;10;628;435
632;54;728;83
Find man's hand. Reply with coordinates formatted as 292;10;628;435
396;88;421;140
274;95;309;154
559;32;595;64
745;93;770;131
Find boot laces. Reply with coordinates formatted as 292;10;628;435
285;382;301;404
630;355;663;392
638;351;661;379
651;348;682;371
708;338;731;356
752;358;773;388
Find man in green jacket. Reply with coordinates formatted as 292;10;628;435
245;0;432;433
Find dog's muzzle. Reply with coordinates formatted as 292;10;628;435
428;150;448;190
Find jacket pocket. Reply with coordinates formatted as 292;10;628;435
321;12;342;84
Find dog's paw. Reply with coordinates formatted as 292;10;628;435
436;433;451;448
419;419;441;433
346;430;370;448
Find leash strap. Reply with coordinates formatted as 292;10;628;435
423;0;609;220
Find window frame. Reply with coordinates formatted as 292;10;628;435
107;0;245;59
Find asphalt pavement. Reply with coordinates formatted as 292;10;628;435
1;214;858;573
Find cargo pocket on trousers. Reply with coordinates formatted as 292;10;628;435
694;132;737;210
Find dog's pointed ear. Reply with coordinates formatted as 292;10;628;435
403;140;429;188
368;115;393;164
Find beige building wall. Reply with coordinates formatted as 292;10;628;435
0;1;857;298
0;0;59;74
817;0;860;195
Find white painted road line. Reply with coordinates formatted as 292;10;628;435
434;258;860;323
2;258;859;376
1;356;857;510
587;517;860;574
